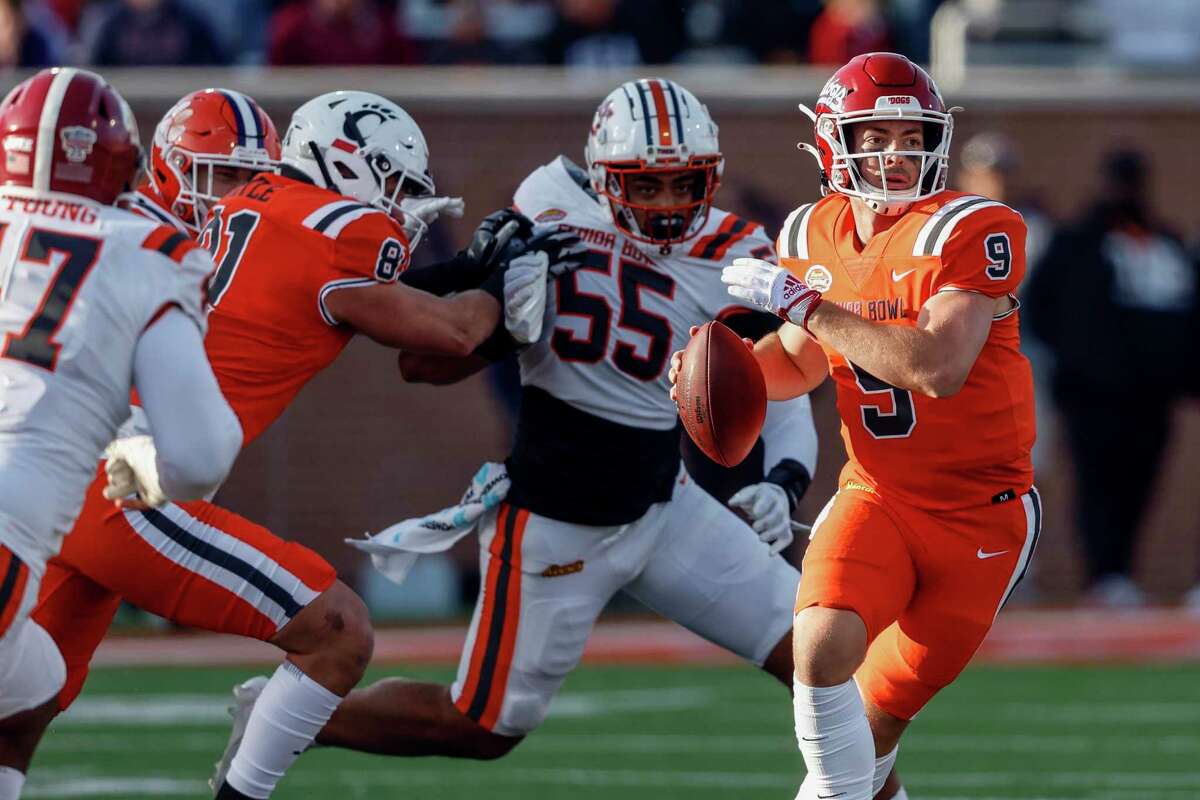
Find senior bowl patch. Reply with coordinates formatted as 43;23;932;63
804;264;833;293
535;208;567;223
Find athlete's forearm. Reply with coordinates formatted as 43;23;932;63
754;328;827;400
338;282;501;357
806;303;956;398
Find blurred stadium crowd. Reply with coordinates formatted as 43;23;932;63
1;0;1198;72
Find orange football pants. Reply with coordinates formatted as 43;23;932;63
795;470;1041;720
33;465;336;710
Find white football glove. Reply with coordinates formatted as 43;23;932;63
503;250;550;344
398;195;465;250
102;435;168;508
721;257;823;332
728;482;793;555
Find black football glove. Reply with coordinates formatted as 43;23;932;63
518;228;588;277
464;208;534;271
479;228;587;302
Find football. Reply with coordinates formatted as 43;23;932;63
675;320;767;468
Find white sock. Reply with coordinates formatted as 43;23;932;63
796;746;901;800
225;661;342;799
874;746;899;796
793;677;875;800
0;766;24;800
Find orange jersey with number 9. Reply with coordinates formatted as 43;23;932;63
199;173;411;444
778;191;1035;510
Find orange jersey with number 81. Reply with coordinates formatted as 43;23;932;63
778;191;1035;510
200;173;411;444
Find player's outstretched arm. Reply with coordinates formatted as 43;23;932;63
721;256;1002;398
131;308;243;501
323;282;501;357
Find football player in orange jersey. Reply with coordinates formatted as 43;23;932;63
671;53;1040;800
27;89;579;800
120;88;282;235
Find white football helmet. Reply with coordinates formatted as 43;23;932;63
584;78;723;248
280;91;435;223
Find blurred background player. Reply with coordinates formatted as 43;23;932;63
28;88;579;800
213;76;838;787
0;67;240;799
1025;149;1200;608
701;53;1039;800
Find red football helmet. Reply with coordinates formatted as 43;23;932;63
0;67;142;205
800;52;957;215
149;89;280;232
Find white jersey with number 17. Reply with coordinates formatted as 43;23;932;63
0;188;210;566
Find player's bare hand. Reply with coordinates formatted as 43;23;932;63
668;326;702;400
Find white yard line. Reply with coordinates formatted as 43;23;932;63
53;686;714;728
53;695;230;726
547;687;713;718
23;778;202;797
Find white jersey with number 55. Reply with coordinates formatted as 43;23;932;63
0;188;209;565
514;156;776;430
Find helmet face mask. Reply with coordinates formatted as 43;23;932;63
281;92;434;223
800;53;955;216
151;89;281;232
599;158;721;246
585;79;723;249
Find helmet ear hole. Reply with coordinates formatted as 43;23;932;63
334;162;356;180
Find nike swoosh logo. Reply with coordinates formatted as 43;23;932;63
977;548;1009;559
800;736;825;742
891;269;916;281
817;794;846;799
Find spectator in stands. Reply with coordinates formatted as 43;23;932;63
185;0;270;65
45;0;83;32
808;0;891;65
1025;149;1200;608
0;0;64;67
402;0;555;65
78;0;227;66
269;0;416;66
676;0;820;65
543;0;685;68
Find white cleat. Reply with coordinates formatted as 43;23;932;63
209;675;269;796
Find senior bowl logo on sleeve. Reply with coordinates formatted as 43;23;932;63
60;126;97;163
534;208;567;223
804;264;833;293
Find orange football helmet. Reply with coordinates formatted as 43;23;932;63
149;88;280;232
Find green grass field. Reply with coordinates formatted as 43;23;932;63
27;663;1200;799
